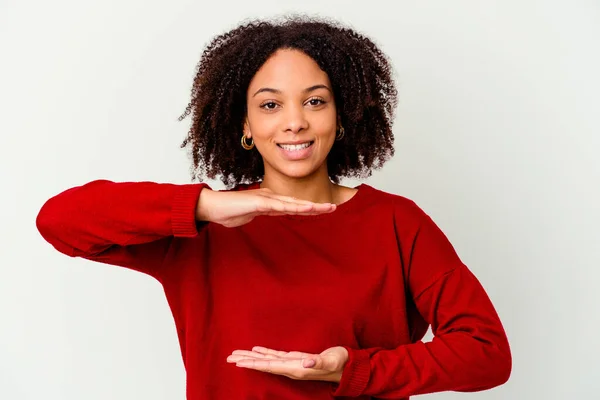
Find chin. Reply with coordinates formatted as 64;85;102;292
274;162;322;180
279;167;316;179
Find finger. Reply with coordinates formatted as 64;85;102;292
273;199;336;215
227;353;276;363
252;347;312;359
230;350;271;359
262;209;314;217
251;346;289;358
272;197;337;214
257;199;314;215
259;191;312;204
301;203;337;213
265;199;318;214
286;351;314;359
261;193;337;210
266;194;318;206
312;353;343;371
266;205;337;216
288;207;337;216
302;358;317;368
235;357;302;374
305;355;331;369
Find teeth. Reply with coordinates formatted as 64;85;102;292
280;142;312;151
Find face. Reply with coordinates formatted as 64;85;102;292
244;49;338;180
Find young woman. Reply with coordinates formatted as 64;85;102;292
36;16;511;400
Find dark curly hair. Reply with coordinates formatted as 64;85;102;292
178;15;398;188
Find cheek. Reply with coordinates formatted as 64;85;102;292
313;118;337;142
311;107;337;132
247;113;278;140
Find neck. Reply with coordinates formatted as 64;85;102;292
260;164;339;204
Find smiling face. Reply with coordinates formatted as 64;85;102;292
244;48;338;181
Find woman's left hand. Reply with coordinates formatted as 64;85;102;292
226;345;349;383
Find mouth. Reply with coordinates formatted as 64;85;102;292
276;140;315;161
276;141;315;151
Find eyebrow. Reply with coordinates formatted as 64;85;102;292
252;84;332;97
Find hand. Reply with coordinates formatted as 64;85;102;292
226;346;349;383
196;188;337;228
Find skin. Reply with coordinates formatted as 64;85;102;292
244;48;357;205
225;49;357;383
227;346;349;384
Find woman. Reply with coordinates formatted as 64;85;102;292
36;16;511;399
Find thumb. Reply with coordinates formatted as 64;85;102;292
302;356;318;369
303;355;336;371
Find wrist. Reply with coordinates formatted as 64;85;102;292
329;370;343;384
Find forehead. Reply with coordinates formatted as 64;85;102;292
248;49;331;92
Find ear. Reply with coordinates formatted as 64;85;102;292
243;118;252;138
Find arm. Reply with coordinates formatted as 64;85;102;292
36;179;209;279
332;204;512;398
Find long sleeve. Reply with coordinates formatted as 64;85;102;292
36;179;209;279
332;203;512;398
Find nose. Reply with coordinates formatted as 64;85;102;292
283;104;308;134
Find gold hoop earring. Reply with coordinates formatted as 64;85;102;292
241;135;254;150
336;126;345;141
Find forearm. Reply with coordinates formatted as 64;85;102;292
36;179;208;256
195;187;215;222
333;266;511;398
335;331;510;397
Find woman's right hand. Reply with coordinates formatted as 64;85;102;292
195;188;337;228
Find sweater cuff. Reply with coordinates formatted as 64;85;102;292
331;347;371;397
171;183;210;237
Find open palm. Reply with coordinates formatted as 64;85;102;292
227;345;349;383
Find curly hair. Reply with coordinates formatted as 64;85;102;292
178;15;398;188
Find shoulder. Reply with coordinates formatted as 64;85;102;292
360;184;426;221
363;185;454;247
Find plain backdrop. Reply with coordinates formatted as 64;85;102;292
1;0;599;399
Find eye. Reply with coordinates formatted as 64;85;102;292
306;97;326;106
259;101;279;111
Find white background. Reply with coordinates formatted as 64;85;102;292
1;0;599;399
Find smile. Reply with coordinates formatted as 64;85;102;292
276;141;314;151
276;140;315;161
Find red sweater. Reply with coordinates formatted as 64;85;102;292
36;179;511;399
